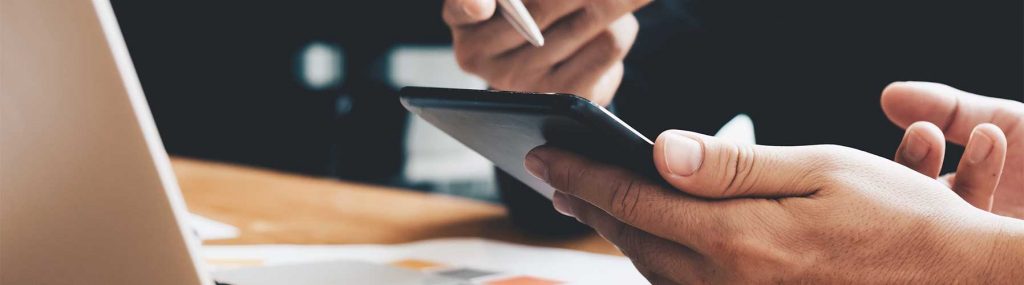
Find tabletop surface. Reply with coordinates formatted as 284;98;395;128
172;157;620;255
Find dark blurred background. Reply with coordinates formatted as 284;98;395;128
112;1;1022;204
114;1;449;183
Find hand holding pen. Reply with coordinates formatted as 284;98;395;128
443;0;653;106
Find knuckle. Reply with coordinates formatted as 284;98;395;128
721;143;757;196
805;144;874;187
994;101;1024;137
443;0;480;25
609;177;645;221
522;0;549;23
559;161;591;195
595;32;626;58
586;0;611;18
807;144;854;172
571;4;601;30
596;0;644;17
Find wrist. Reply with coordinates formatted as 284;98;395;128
918;213;1022;283
986;216;1024;282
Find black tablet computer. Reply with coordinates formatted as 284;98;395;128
400;87;658;199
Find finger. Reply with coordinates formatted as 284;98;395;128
653;130;832;199
485;62;622;104
576;61;624;106
881;81;1024;146
525;146;768;251
554;192;705;285
501;0;652;71
952;124;1008;211
545;15;637;103
456;0;582;60
894;121;946;178
443;0;497;27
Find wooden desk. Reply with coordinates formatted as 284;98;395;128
172;157;620;255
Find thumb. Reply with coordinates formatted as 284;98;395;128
653;130;830;199
443;0;497;27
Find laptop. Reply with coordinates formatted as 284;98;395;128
0;1;466;284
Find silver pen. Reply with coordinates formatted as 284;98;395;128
497;0;545;47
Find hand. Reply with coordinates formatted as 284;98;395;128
442;0;650;105
883;82;1023;218
524;132;1024;283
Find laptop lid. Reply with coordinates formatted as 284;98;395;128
1;0;209;284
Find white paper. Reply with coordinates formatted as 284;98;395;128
202;238;649;285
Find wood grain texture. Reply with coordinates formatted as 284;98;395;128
172;157;620;255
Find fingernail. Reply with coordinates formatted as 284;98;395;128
903;132;930;163
525;152;549;182
552;192;575;217
664;133;703;177
966;130;994;164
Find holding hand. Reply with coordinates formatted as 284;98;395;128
522;83;1024;283
443;0;650;105
884;82;1023;218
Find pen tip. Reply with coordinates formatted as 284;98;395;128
527;36;544;47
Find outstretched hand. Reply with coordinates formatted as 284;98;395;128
883;82;1023;218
